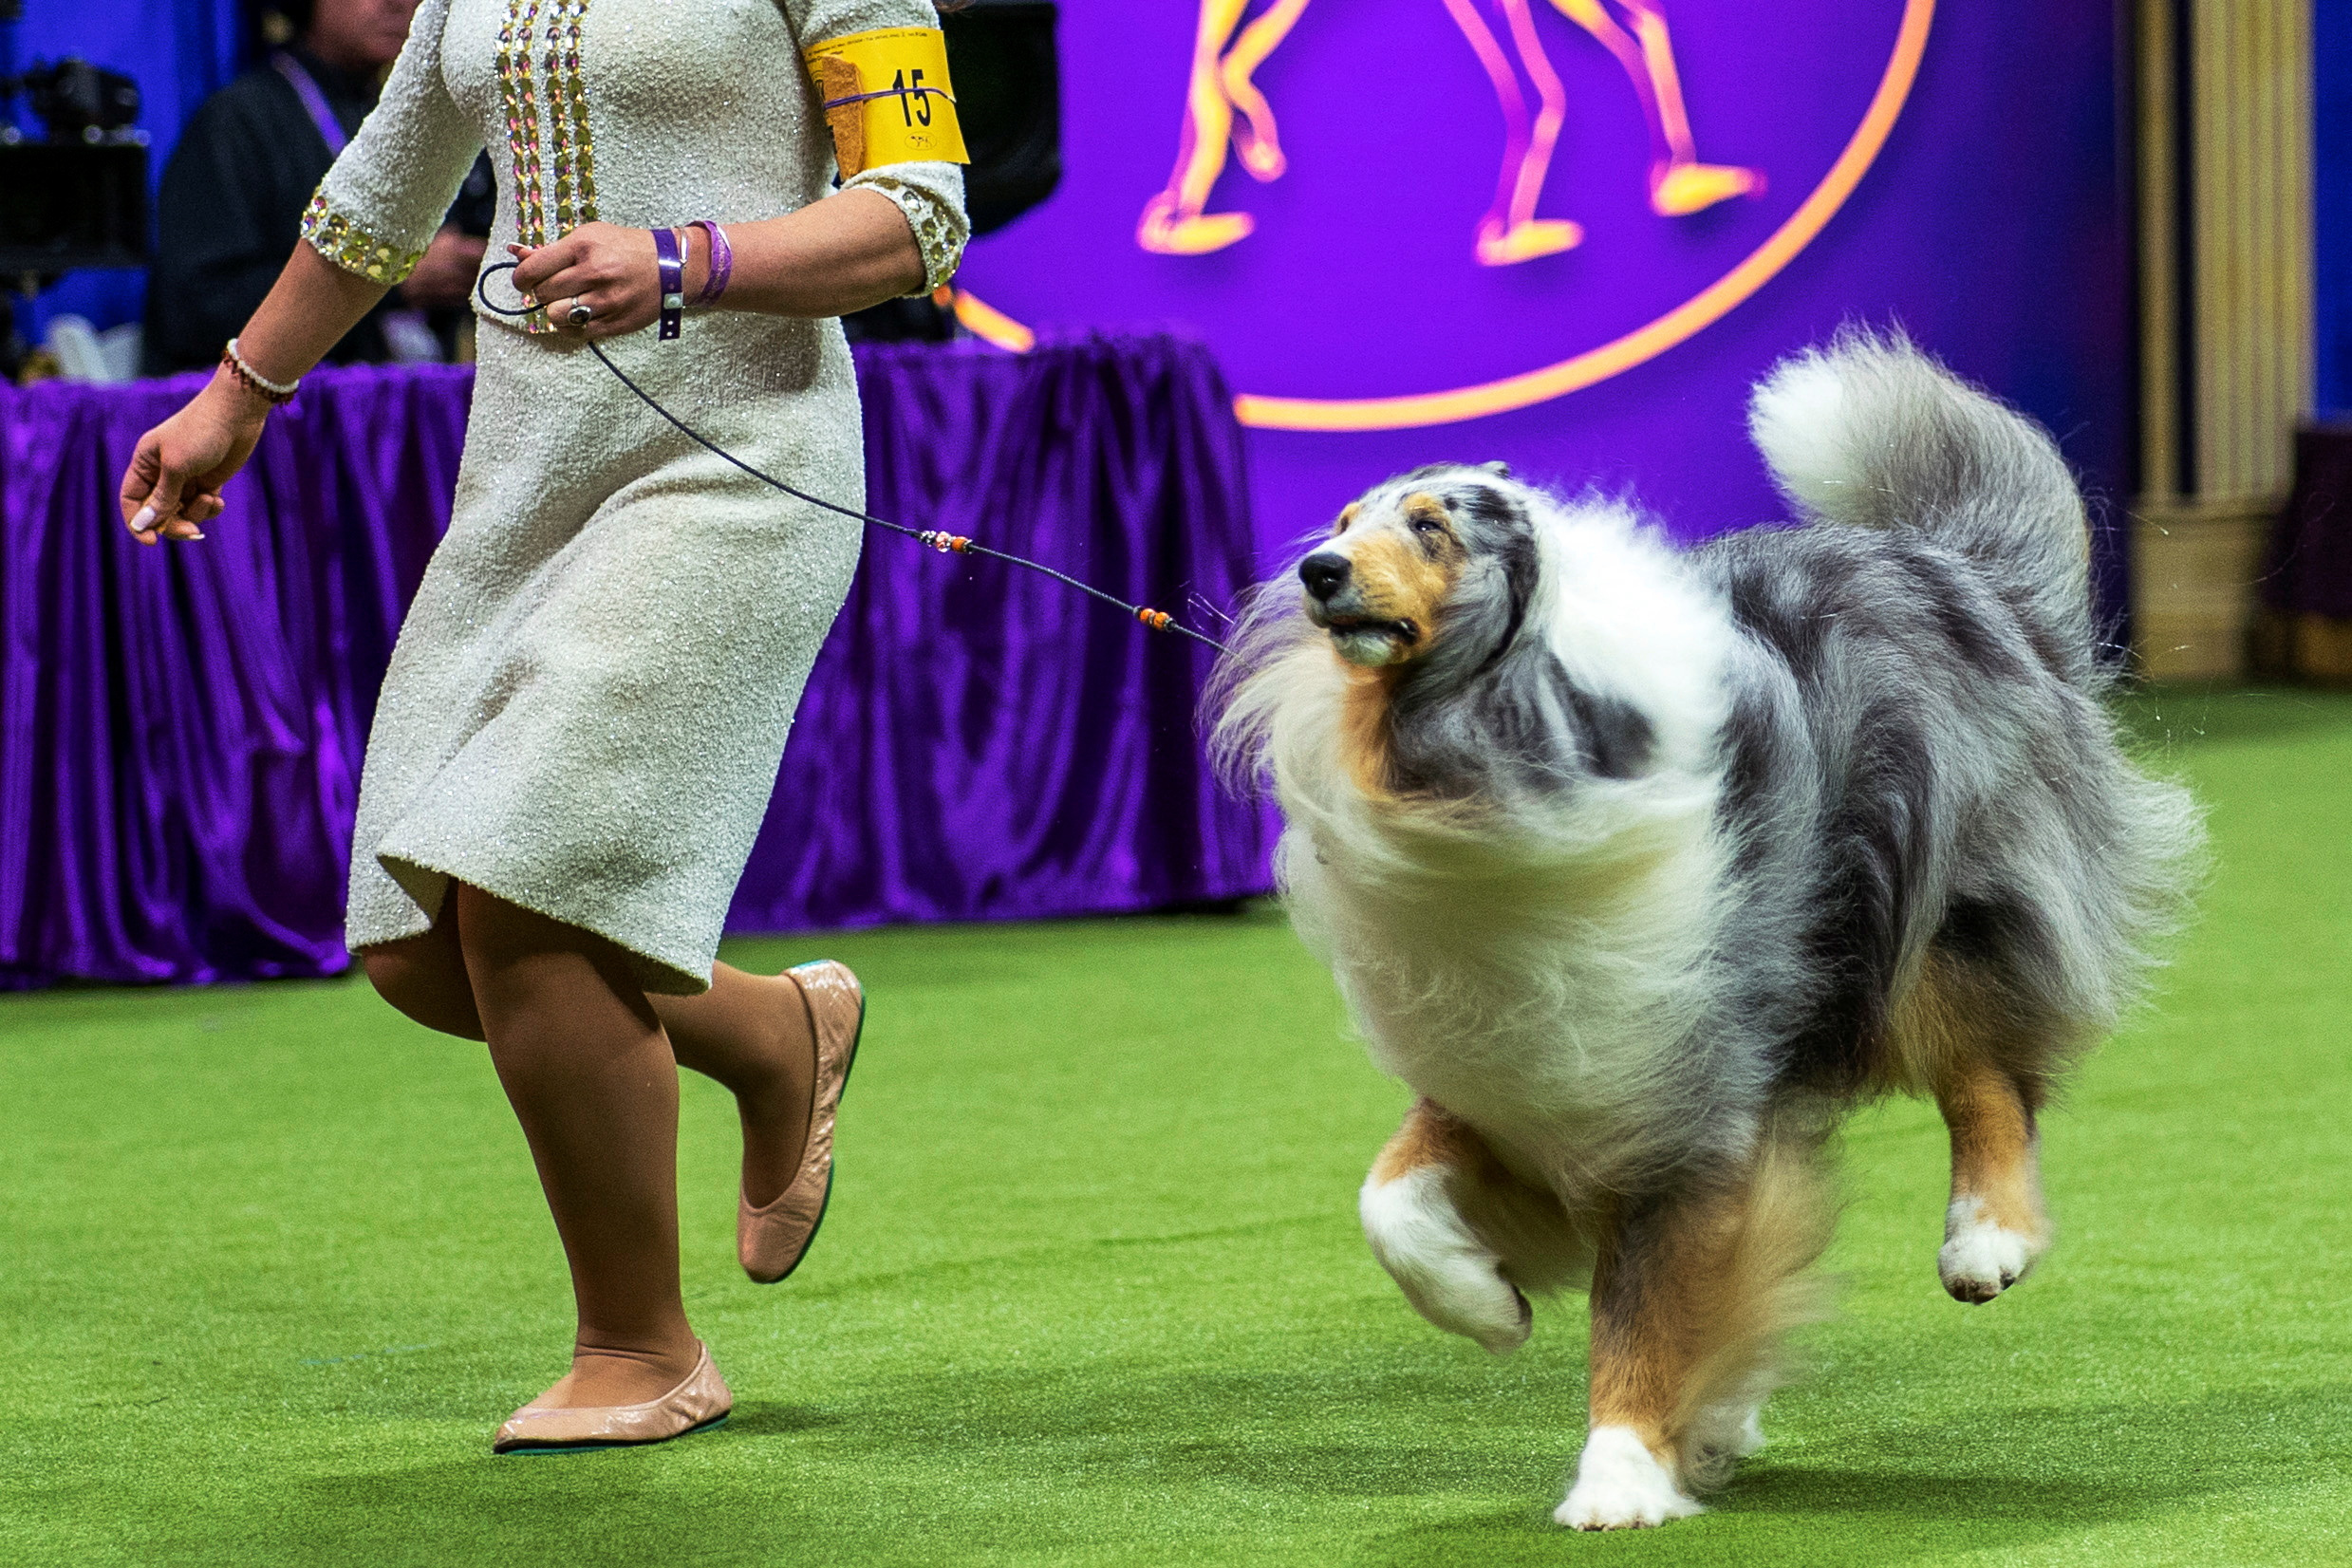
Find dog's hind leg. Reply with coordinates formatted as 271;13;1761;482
1359;1100;1581;1354
1891;952;2059;1303
1559;1129;1833;1529
1933;1053;2051;1303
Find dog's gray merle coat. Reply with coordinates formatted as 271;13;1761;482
1216;328;2202;1195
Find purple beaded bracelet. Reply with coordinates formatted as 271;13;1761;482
687;220;735;306
653;225;686;341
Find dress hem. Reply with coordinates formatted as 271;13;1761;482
352;849;715;998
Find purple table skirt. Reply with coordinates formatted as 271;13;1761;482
0;334;1275;989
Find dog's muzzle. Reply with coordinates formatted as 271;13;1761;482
1299;551;1418;665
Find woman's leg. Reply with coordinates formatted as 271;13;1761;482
364;905;816;1208
455;884;701;1409
362;899;485;1041
654;968;818;1208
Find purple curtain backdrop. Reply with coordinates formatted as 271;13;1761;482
0;335;1272;990
731;334;1270;931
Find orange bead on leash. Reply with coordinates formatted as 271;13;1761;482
919;532;974;554
1135;608;1173;632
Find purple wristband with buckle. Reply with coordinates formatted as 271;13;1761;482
653;225;686;341
687;220;734;306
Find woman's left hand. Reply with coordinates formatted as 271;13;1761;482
510;223;695;339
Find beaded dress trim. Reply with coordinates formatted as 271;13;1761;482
851;172;966;294
548;0;599;233
486;0;602;332
300;190;429;286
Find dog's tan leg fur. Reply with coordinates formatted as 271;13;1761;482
1369;1097;1483;1185
1360;1100;1582;1356
1890;953;2057;1302
1560;1133;1832;1528
1932;1053;2050;1302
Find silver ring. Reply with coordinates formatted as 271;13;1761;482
568;301;593;326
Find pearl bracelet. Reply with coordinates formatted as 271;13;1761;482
221;338;300;404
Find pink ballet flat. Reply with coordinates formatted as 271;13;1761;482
492;1341;732;1455
737;960;865;1284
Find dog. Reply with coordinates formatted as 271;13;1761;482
1209;333;2204;1528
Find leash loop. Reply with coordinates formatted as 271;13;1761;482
472;262;1228;653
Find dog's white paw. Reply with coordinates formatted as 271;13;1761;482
1938;1197;2046;1304
1554;1427;1703;1530
1360;1167;1533;1355
1691;1402;1766;1462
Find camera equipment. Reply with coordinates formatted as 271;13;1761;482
0;48;147;382
0;46;147;274
16;58;142;144
0;143;148;273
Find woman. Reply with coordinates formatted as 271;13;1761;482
117;0;966;1453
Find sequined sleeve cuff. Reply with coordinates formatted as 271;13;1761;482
301;187;429;288
846;168;968;296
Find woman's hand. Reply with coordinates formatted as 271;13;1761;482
510;223;702;340
117;369;274;545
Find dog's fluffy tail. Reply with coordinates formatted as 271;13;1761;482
1747;328;2094;663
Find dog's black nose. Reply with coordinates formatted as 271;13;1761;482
1299;552;1352;601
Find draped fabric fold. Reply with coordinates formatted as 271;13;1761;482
0;336;1272;989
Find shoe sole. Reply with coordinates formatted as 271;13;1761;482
759;965;866;1286
495;1411;731;1456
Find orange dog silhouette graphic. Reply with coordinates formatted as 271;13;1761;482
1139;0;1764;265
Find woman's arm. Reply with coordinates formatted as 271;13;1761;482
119;0;477;546
117;242;390;545
508;187;925;339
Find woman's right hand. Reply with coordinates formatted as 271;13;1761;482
117;368;275;545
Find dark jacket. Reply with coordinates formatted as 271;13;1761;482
142;49;494;375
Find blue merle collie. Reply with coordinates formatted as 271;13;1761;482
1211;334;2204;1529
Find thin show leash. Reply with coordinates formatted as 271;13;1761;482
476;262;1231;656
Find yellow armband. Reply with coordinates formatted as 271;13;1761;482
803;27;969;179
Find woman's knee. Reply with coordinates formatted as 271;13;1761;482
362;939;485;1040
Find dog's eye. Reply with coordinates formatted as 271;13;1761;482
1411;517;1446;536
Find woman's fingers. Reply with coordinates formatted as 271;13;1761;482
512;233;594;298
119;435;164;537
120;435;227;546
132;462;192;546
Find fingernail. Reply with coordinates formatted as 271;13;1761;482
186;531;206;542
130;505;156;533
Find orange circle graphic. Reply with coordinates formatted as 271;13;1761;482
953;0;1936;434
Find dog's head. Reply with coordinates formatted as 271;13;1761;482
1215;462;1728;811
1296;461;1539;679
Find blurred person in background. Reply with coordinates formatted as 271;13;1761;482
142;0;494;372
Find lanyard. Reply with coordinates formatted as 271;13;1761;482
272;52;350;158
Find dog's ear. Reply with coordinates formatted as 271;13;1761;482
1478;460;1511;477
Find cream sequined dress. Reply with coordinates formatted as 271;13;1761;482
312;0;966;993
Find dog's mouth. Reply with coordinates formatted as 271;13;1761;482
1310;608;1421;666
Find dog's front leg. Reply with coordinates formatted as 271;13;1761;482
1557;1191;1712;1529
1358;1099;1568;1355
1559;1139;1832;1530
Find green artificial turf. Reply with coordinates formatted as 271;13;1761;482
5;688;2349;1566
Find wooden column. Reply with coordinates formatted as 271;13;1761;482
2134;0;2313;681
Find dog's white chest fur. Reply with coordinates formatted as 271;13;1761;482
1282;765;1743;1193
